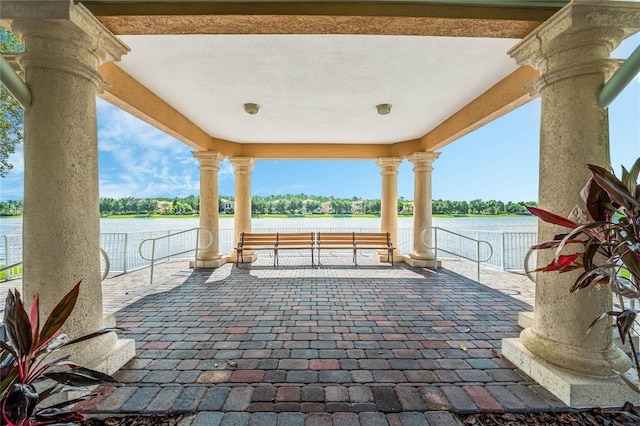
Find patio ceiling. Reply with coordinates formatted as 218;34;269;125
85;1;566;158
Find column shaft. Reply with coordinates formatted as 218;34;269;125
521;32;628;378
376;158;403;261
5;1;134;372
193;151;226;267
230;157;255;262
406;152;440;267
501;1;640;406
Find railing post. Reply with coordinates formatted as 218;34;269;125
3;235;7;282
502;232;507;271
123;233;129;273
194;228;200;270
434;228;438;270
476;239;481;282
149;240;156;285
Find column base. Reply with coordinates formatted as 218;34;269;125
376;249;405;264
518;311;534;328
378;252;406;264
227;249;258;264
189;257;229;268
403;254;437;268
517;311;639;355
502;337;640;407
85;338;136;376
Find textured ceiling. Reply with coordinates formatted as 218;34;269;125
117;34;520;144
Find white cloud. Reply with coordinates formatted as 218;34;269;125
218;158;234;179
96;99;201;198
0;144;24;200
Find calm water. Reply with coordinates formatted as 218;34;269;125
0;215;537;238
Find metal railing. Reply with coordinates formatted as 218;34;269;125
1;227;537;281
0;235;110;282
139;228;213;284
421;227;493;282
0;262;22;282
449;230;537;271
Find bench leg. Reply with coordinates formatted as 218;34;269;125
274;249;278;266
353;249;357;266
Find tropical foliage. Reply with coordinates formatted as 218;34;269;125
1;281;118;425
526;158;640;389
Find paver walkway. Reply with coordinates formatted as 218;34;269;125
64;254;567;425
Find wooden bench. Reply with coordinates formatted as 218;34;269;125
316;232;394;266
237;232;315;266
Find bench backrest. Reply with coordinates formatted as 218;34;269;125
353;232;392;247
240;232;278;247
277;232;315;246
316;232;355;245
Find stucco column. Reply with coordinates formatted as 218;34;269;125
230;157;256;263
501;1;640;407
405;152;440;267
376;157;403;262
2;1;134;372
193;151;227;267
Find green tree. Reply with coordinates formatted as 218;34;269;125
364;199;380;215
0;28;24;177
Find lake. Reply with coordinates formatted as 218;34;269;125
0;215;538;238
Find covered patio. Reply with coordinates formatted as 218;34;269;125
76;256;564;424
2;0;640;414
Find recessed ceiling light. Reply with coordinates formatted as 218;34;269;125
244;103;260;114
376;104;392;115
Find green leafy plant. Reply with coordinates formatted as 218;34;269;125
0;281;118;425
526;158;640;391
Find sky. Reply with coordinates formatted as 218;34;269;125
1;34;639;203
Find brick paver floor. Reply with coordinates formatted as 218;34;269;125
67;254;568;425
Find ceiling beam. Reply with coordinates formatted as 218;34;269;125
232;141;421;160
419;65;539;152
85;1;560;37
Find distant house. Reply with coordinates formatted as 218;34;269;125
351;199;364;214
321;201;332;214
302;199;322;215
156;200;173;214
220;198;235;214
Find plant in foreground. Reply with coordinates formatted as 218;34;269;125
526;158;640;393
0;281;118;425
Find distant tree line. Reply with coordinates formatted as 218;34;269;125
0;195;538;216
98;195;200;215
432;199;536;215
0;199;22;216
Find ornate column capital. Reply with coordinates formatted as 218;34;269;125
508;1;640;94
230;157;256;175
193;151;225;171
376;157;403;175
3;1;130;90
408;152;440;173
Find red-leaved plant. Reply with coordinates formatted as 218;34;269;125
0;281;118;425
526;158;640;391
